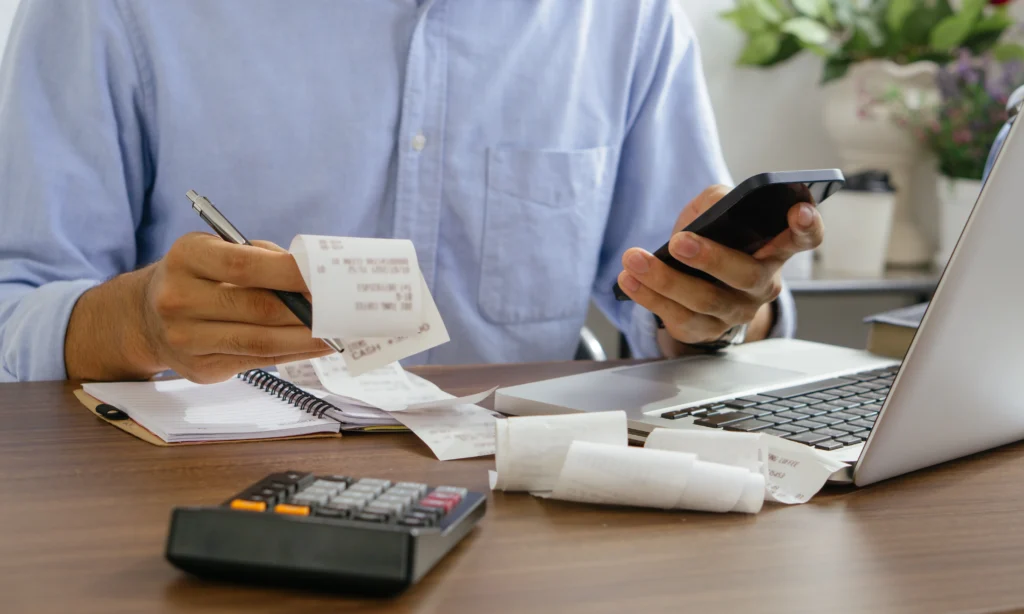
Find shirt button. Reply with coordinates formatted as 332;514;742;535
411;133;427;151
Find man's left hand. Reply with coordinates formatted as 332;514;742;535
616;184;825;356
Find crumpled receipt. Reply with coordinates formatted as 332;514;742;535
289;235;450;375
490;412;847;513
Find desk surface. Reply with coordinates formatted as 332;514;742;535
3;361;1024;614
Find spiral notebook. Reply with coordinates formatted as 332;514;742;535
79;369;406;445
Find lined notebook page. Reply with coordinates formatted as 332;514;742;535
83;378;340;443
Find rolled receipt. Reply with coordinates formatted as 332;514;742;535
645;428;847;504
490;412;627;492
288;235;450;375
550;441;764;514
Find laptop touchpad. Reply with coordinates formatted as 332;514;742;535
615;356;804;396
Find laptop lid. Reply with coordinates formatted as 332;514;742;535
854;106;1024;486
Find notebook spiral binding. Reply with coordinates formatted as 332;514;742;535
237;369;337;419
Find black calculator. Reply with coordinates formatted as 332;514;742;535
165;471;487;595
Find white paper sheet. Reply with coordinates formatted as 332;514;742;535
288;235;450;375
391;404;498;461
309;355;495;412
644;429;847;504
489;412;628;492
548;442;764;514
275;359;324;388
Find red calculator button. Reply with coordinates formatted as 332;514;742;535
419;497;457;513
427;491;462;503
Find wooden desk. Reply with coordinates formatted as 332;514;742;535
3;361;1024;614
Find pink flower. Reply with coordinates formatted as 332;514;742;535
953;129;973;145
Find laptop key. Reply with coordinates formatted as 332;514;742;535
791;406;827;417
724;400;756;409
759;378;857;399
738;395;777;404
830;399;861;409
724;419;774;432
774;423;809;434
831;423;866;434
810;402;843;412
827;411;859;422
759;428;790;437
693;411;754;428
837;385;870;394
845;396;875;405
846;407;878;417
761;414;795;425
850;419;876;430
661;410;691;420
790;396;822;406
810;427;846;439
815;440;845;451
784;431;831;445
836;435;865;445
792;420;823;429
773;399;807;409
807;415;841;426
775;410;807;421
754;403;789;413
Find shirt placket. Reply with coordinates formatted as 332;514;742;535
393;0;448;291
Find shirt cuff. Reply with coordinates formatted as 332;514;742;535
0;279;99;382
623;279;798;360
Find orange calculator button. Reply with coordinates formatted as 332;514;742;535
273;503;310;516
229;499;267;512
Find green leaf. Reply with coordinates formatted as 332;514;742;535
738;31;783;65
721;5;768;33
822;56;852;84
751;0;785;24
791;0;820;18
886;0;916;33
931;14;977;51
855;16;886;49
972;8;1013;35
780;17;832;46
993;43;1024;62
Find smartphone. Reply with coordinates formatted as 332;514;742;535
613;169;845;300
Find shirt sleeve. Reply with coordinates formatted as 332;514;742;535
591;0;796;359
0;0;151;382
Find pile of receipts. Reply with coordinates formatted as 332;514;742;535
279;235;498;460
490;412;847;513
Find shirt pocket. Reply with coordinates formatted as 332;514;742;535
479;145;615;324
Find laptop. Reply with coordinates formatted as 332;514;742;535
497;110;1024;487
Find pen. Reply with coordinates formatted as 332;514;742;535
186;189;345;354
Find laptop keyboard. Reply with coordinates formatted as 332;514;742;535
660;366;899;451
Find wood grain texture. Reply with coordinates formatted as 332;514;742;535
2;361;1024;614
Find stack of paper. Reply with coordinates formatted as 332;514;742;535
490;412;847;513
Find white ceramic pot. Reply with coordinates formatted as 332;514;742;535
817;190;896;277
934;176;982;269
822;60;939;267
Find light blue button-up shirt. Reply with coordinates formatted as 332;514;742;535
0;0;794;382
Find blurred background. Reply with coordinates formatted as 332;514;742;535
2;0;1021;358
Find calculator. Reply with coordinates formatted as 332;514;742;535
165;471;487;595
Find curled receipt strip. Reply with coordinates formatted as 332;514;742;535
289;235;450;375
490;412;846;513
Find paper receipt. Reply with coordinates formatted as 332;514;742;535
288;235;450;375
490;412;847;513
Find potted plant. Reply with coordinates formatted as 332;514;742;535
877;52;1024;266
722;0;1022;267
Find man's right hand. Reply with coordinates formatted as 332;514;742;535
65;233;334;383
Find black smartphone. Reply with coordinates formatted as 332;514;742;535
613;169;845;300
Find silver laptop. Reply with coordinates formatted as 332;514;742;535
497;111;1024;487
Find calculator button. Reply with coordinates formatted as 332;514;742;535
349;484;386;497
355;478;392;489
398;517;428;527
366;502;403;517
376;494;413;510
393;482;428;495
355;512;388;523
426;491;462;505
315;508;348;519
322;475;352;485
273;503;310;516
418;497;457;513
433;486;468;497
411;505;446;520
291;492;330;506
310;480;346;494
386;487;424;501
229;499;267;512
324;499;364;512
405;510;438;526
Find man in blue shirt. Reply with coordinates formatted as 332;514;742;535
0;1;822;383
